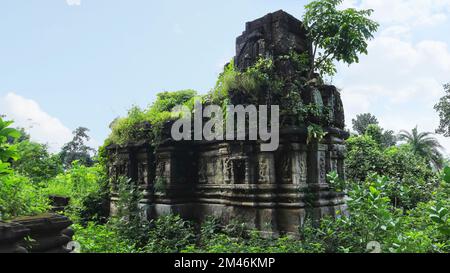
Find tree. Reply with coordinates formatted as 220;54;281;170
12;140;63;183
365;124;397;148
60;127;95;168
381;129;397;148
352;113;379;135
303;0;379;77
435;83;450;137
7;127;30;144
0;117;21;176
345;135;386;182
398;127;444;170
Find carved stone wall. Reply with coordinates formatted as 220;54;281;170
106;10;349;235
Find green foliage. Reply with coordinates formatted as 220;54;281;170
352;114;396;148
364;124;397;148
208;60;238;105
109;176;150;245
108;90;198;146
208;57;279;106
0;117;21;176
346;133;438;209
307;123;327;144
0;174;49;220
303;0;379;77
352;113;379;135
327;171;346;192
73;222;138;253
0;118;50;220
60;127;95;168
71;169;450;253
144;215;195;253
435;83;450;137
398;127;444;170
12;140;63;183
383;145;437;209
44;161;107;223
345;135;385;181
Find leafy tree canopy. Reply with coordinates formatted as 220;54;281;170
352;113;379;135
303;0;379;77
0;117;21;176
12;140;63;183
365;124;397;148
398;127;444;170
60;127;95;168
435;83;450;137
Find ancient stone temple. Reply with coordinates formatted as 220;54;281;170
106;10;349;235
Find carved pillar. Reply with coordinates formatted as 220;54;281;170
257;152;276;184
307;143;327;184
326;144;339;175
219;144;232;184
291;144;308;185
155;151;172;186
336;144;346;180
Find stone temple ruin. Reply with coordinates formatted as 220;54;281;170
106;10;349;235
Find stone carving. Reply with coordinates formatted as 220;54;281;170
223;157;232;183
0;214;73;253
281;154;292;184
258;157;270;183
235;10;310;71
106;10;349;234
158;161;166;177
319;151;327;184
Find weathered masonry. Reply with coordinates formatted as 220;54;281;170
106;10;349;235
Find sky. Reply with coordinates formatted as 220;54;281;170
0;0;449;155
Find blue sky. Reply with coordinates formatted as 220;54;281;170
1;0;449;155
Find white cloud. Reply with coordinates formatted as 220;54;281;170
335;0;450;155
0;92;73;153
66;0;81;6
341;0;450;27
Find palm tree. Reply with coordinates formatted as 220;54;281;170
398;126;444;170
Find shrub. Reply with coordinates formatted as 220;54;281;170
108;90;198;146
109;176;150;245
144;215;195;253
73;222;138;253
11;141;63;183
345;135;386;181
43;161;107;223
0;174;49;220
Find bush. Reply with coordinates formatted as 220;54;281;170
43;161;108;223
108;90;198;146
108;176;150;245
0;174;49;220
73;222;138;253
144;214;195;253
12;141;63;183
346;135;386;181
383;145;438;209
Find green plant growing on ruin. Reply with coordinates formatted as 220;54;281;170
327;171;346;193
307;123;327;144
108;89;199;146
303;0;379;78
